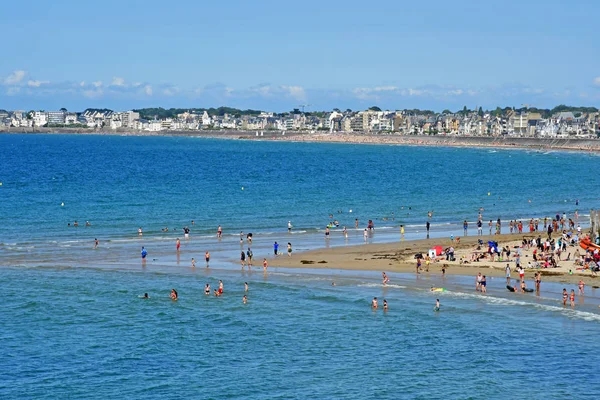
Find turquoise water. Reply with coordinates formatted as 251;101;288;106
1;134;599;398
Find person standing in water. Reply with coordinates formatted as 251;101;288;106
287;242;292;257
562;288;568;306
191;258;196;268
94;238;99;249
273;242;279;256
247;248;253;267
383;299;388;311
343;226;348;238
371;297;378;309
217;225;222;238
141;247;148;260
218;280;224;295
426;221;430;236
505;264;511;285
434;299;440;311
570;289;575;307
205;284;211;295
170;289;178;300
205;251;210;268
244;282;248;292
263;258;268;271
176;238;180;252
382;272;390;285
243;295;247;304
288;221;292;233
240;251;246;269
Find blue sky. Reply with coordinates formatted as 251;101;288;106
1;0;599;112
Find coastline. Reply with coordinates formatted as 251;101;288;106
2;127;600;153
271;230;599;287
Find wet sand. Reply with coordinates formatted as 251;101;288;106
272;230;599;287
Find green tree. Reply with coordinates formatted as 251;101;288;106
369;106;382;112
478;107;484;117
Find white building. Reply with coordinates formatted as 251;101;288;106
32;111;48;127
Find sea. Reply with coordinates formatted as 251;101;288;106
1;134;599;399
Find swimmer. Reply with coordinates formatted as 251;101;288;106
86;221;91;227
243;295;247;304
170;289;178;300
244;282;248;292
142;293;149;299
371;297;378;309
434;299;440;311
214;289;221;297
383;299;388;311
331;281;336;286
204;284;211;295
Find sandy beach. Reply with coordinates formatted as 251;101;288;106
273;230;599;287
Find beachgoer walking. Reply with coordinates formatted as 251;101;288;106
176;238;180;252
400;225;405;236
476;272;482;291
247;248;253;267
488;220;492;235
325;226;330;238
481;275;487;293
505;264;511;285
343;226;348;238
263;258;268;271
382;272;390;285
477;220;482;236
355;218;359;229
273;241;279;256
426;221;430;235
363;229;368;241
578;280;585;296
240;251;246;269
463;220;468;236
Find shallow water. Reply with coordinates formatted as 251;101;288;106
1;266;599;399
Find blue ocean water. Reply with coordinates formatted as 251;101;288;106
1;134;599;398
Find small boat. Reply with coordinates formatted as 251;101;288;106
580;238;600;251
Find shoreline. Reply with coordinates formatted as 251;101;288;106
2;128;600;154
271;230;599;287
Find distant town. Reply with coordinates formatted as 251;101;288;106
1;105;599;137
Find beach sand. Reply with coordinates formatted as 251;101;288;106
273;230;599;287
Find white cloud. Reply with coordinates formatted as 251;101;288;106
594;77;600;87
27;80;50;87
143;85;152;96
6;87;21;95
281;85;306;101
92;81;103;88
83;88;104;98
111;77;126;87
80;81;86;87
4;70;27;85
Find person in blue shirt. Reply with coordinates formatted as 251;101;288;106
141;247;148;259
273;241;279;256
